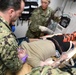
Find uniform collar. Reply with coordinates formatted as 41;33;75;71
0;16;10;27
0;16;11;29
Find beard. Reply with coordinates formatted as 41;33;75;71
10;15;18;23
10;19;16;24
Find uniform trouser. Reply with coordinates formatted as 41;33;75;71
25;65;76;75
6;63;76;75
25;66;76;75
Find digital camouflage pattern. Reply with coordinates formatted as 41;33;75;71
26;65;76;75
0;16;22;75
26;6;58;38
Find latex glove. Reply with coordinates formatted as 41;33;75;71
39;26;54;34
17;47;28;63
18;49;26;59
39;26;48;32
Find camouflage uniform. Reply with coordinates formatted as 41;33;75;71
26;6;58;38
26;65;76;75
25;66;71;75
0;16;22;75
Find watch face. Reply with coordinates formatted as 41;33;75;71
59;17;71;28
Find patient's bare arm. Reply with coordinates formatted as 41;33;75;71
51;47;76;68
40;33;62;40
51;53;68;68
29;38;39;42
40;58;54;66
39;53;68;67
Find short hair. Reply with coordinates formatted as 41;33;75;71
48;0;51;3
0;0;22;11
41;0;51;3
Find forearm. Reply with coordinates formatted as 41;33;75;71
51;58;65;68
39;26;54;35
40;61;52;66
29;38;39;42
51;53;68;68
40;33;62;40
40;61;46;66
40;59;54;67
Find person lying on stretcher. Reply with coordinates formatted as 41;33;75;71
18;31;76;68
